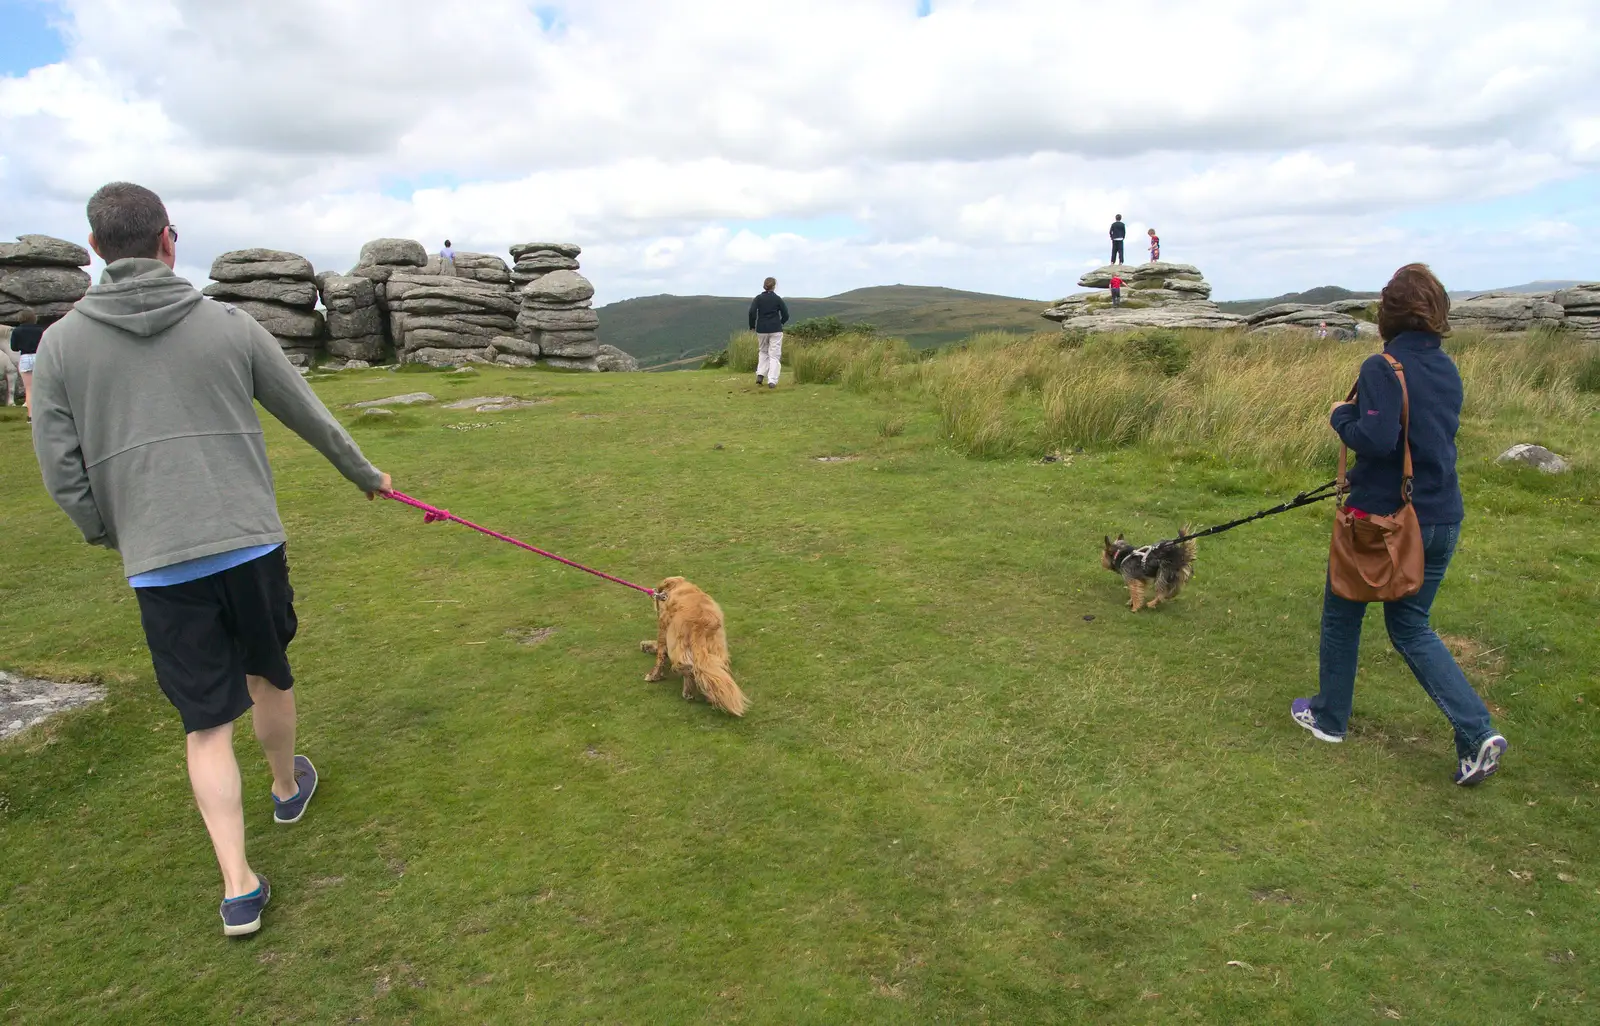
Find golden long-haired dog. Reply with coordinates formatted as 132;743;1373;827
640;576;747;717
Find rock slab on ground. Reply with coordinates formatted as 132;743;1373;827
1497;444;1571;473
0;671;106;740
1450;293;1565;333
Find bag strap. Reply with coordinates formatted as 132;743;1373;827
1337;352;1414;504
1379;353;1415;503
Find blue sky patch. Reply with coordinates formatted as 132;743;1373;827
0;0;66;77
378;172;470;200
1390;173;1599;233
916;0;932;17
726;215;864;240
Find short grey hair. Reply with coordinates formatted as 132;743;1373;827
87;182;170;262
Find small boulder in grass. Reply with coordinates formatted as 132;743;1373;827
1497;444;1570;474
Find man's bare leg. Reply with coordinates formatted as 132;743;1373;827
247;675;297;801
185;722;259;899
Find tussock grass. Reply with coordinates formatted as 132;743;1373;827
801;326;1598;467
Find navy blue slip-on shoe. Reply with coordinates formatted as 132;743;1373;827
220;875;270;937
273;755;318;825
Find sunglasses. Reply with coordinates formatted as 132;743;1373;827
166;225;178;243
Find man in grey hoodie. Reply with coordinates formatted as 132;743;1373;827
31;182;393;937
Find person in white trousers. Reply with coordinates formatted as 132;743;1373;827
748;276;790;389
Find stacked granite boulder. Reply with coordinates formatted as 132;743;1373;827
1245;304;1362;335
205;249;323;364
1553;284;1600;341
350;238;427;285
314;273;385;362
386;272;520;367
509;242;581;289
511;268;602;370
1043;261;1245;331
1448;292;1565;334
0;235;92;325
423;251;512;285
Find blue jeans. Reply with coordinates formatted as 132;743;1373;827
1311;522;1494;760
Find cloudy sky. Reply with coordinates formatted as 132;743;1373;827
2;0;1596;304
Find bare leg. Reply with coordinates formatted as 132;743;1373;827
186;722;259;899
247;676;297;801
22;370;32;419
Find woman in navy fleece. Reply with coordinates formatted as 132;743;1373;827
1291;263;1508;786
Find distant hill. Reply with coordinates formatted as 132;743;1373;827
1216;285;1379;316
1217;280;1592;316
1449;280;1586;298
597;284;1047;368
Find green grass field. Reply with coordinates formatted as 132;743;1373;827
1;352;1596;1023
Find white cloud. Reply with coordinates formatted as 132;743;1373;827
2;0;1597;304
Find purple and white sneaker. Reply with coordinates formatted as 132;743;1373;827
1455;734;1508;786
1290;698;1344;743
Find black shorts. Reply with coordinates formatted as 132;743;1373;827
134;546;297;733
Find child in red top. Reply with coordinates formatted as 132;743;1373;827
1147;228;1160;262
1109;271;1124;307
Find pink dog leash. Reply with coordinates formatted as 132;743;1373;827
384;490;658;598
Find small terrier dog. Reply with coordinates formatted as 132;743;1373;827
1102;529;1197;612
640;576;748;716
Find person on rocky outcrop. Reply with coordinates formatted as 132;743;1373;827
1291;262;1507;787
8;309;44;420
748;276;790;389
440;239;456;277
1109;215;1126;264
1147;228;1160;262
30;181;395;938
1109;270;1124;308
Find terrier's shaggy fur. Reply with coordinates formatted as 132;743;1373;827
1102;529;1197;612
640;576;747;716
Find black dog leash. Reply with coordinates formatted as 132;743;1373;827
1165;479;1339;545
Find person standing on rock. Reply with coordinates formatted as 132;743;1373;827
1109;215;1126;264
30;181;395;938
748;276;790;389
440;239;456;276
1147;228;1160;263
1109;270;1124;308
9;310;45;420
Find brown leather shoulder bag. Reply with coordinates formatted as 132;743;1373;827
1329;353;1425;602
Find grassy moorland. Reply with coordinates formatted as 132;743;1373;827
0;331;1596;1024
598;285;1046;367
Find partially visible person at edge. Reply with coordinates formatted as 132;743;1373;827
440;238;455;276
748;276;790;389
1147;227;1160;262
31;181;395;937
1109;270;1124;308
1291;262;1507;786
10;309;45;420
1109;215;1126;264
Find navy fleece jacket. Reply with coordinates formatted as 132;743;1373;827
1329;331;1463;525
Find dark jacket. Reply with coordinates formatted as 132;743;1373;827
9;323;45;354
749;290;790;333
1330;331;1463;525
1109;220;1127;240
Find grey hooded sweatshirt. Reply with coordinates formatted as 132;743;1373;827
31;258;385;578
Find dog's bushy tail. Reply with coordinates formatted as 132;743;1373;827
689;632;747;717
1178;524;1197;580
